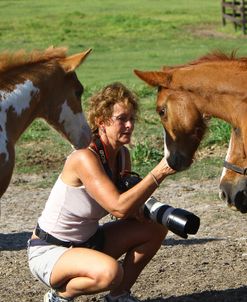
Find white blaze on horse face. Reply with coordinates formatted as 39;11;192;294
163;129;171;159
0;80;39;161
220;136;233;181
59;101;91;149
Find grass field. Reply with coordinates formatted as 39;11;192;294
0;0;243;180
1;0;247;87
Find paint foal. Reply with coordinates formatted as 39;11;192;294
0;47;92;198
134;52;247;213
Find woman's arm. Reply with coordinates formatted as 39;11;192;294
61;149;175;219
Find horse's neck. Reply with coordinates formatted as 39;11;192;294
0;79;40;143
196;93;246;127
192;83;247;157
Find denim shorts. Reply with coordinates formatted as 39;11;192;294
27;227;105;287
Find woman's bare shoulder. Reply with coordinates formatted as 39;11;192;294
61;148;101;186
64;148;99;168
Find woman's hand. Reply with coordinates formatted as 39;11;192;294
157;157;176;176
149;158;176;187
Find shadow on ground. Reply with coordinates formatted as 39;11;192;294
0;231;32;251
146;286;247;302
163;237;224;246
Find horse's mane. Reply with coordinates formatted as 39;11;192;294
163;50;247;70
0;46;68;74
190;50;245;64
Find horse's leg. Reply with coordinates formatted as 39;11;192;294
0;147;15;198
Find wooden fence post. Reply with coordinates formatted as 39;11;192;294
221;0;247;34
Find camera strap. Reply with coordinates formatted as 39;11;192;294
91;136;138;190
92;136;113;180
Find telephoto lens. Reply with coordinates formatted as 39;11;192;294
143;196;200;239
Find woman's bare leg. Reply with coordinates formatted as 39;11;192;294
48;218;167;299
102;218;168;296
50;248;123;299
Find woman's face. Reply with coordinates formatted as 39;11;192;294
103;102;136;147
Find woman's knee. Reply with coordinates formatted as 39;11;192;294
144;221;168;246
95;260;123;290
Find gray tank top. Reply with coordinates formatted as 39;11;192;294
38;148;126;243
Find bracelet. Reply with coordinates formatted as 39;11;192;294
149;172;159;187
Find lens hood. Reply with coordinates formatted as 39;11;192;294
144;197;200;239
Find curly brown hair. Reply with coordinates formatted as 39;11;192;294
88;82;139;133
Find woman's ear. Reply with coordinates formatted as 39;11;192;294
95;117;102;127
97;119;106;134
100;126;106;133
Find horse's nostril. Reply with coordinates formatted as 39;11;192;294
243;190;247;198
235;190;247;213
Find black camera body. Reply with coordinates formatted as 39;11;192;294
118;172;200;239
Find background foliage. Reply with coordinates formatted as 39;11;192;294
0;0;243;184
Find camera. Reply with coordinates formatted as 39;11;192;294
143;196;200;239
118;172;200;239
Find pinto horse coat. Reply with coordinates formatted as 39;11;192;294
0;47;92;198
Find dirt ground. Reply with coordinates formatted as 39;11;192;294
1;172;247;302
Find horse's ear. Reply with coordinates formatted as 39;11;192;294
134;70;170;87
59;48;92;73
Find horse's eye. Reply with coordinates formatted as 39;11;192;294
158;106;167;118
234;127;241;136
75;86;84;99
158;86;162;93
75;90;82;99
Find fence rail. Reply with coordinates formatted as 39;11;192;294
222;0;247;34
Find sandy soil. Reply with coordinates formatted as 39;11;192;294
1;173;247;302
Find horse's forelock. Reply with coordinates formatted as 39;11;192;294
0;46;68;74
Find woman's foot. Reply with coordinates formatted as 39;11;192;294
43;289;74;302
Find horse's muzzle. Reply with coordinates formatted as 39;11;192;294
73;126;92;149
167;151;192;171
219;178;247;213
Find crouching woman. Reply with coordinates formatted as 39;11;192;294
27;82;175;302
